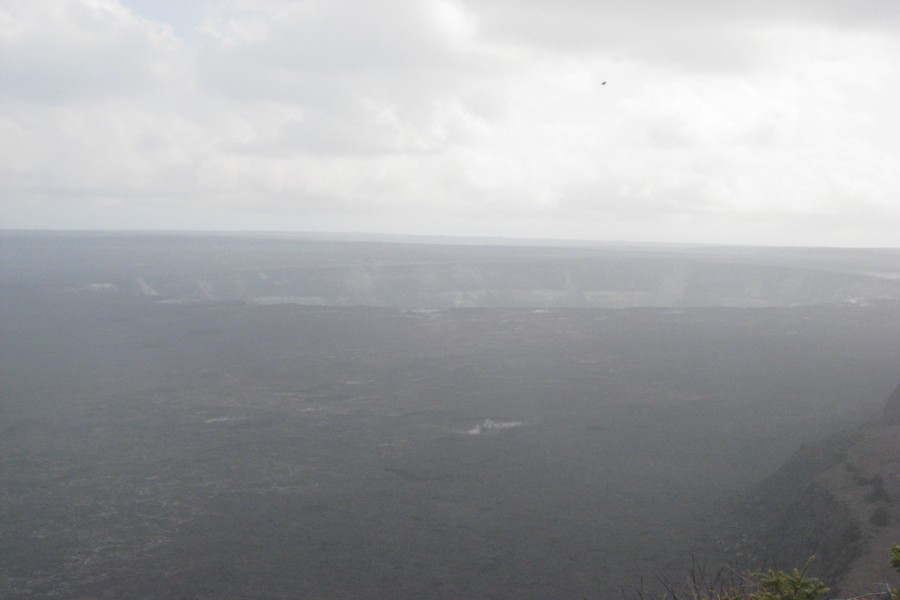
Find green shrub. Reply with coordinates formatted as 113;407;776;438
625;547;899;600
752;560;828;600
892;545;900;599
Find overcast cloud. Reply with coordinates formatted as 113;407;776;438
2;0;899;246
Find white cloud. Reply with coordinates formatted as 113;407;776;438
1;0;899;245
0;0;187;103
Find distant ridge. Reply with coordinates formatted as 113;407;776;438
5;228;900;251
0;228;724;249
4;232;899;309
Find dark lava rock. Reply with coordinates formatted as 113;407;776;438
884;381;900;424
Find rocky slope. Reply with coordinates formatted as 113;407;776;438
727;383;900;596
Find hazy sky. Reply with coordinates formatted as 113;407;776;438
2;0;899;246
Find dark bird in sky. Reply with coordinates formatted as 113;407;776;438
602;81;607;85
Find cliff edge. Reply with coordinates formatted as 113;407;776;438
728;381;900;596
